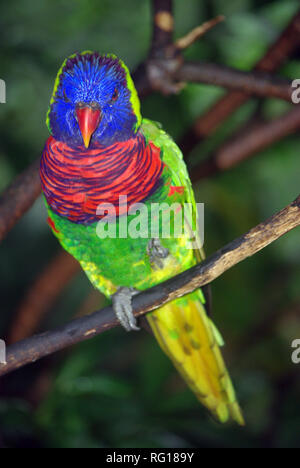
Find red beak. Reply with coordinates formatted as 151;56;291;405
76;106;101;148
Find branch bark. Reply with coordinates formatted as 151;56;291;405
191;105;300;181
2;193;300;377
175;62;292;101
0;159;41;243
150;0;174;57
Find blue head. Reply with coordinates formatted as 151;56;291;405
47;51;142;147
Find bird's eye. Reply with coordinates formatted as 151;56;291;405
111;89;119;102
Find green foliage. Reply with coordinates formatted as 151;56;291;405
1;0;300;448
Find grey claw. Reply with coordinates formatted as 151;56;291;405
112;287;140;332
147;238;169;269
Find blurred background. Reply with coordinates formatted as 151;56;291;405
1;0;300;448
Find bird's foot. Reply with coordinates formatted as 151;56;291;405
147;238;169;269
112;287;140;331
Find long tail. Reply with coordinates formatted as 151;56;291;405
147;291;244;425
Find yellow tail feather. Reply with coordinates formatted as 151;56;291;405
147;292;245;425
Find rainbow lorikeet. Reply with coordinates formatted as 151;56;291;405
40;51;244;425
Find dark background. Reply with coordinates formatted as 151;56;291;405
0;0;300;448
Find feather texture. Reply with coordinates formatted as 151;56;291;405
147;292;244;424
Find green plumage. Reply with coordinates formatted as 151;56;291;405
47;119;200;295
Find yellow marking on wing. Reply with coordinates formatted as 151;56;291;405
80;260;117;296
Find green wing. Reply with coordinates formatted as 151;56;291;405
141;118;205;261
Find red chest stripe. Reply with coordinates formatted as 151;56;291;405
40;134;163;224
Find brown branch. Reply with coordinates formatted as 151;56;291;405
180;9;300;153
7;250;80;344
0;159;41;243
191;105;300;181
1;193;300;377
175;62;292;101
132;0;174;97
150;0;174;57
138;60;292;98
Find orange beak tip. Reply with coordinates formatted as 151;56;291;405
83;135;91;149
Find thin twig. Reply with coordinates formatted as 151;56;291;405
175;15;225;50
1;193;300;377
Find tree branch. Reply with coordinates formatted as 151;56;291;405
131;0;174;97
2;193;300;377
180;9;300;153
0;159;41;243
191;105;300;181
150;0;174;57
175;62;292;101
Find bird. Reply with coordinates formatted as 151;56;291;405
40;51;244;425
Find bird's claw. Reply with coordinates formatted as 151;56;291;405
147;238;169;269
112;287;140;332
